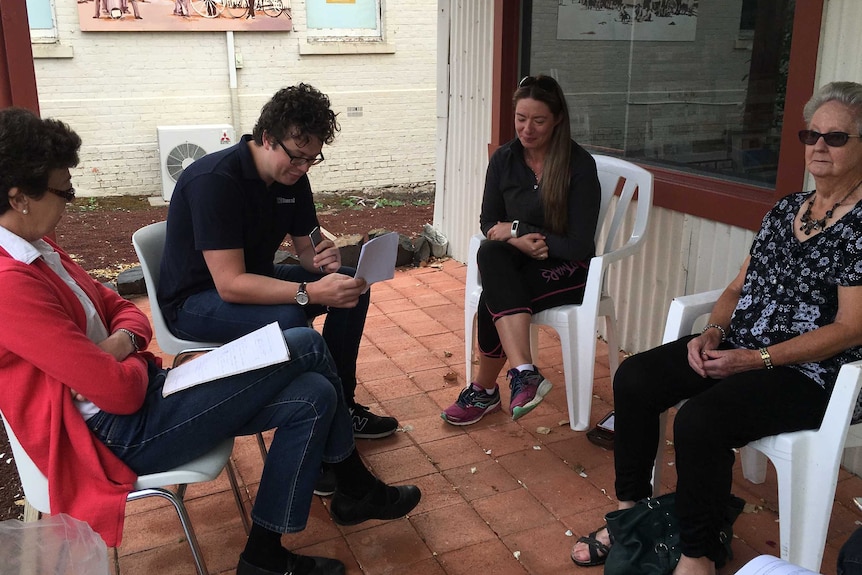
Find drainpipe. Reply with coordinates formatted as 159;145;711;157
226;31;240;133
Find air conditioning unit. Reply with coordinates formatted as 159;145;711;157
157;125;236;201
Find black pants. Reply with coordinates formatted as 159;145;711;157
613;335;828;561
476;240;588;357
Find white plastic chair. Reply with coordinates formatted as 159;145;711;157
132;221;269;465
654;289;862;572
131;221;222;365
464;154;653;431
1;410;244;575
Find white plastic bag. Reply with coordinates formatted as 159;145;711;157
0;514;109;575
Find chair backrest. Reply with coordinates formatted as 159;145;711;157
132;221;220;355
0;409;51;513
591;154;653;258
466;154;653;295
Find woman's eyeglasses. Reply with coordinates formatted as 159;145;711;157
276;139;325;167
46;186;76;202
798;129;862;147
518;75;558;92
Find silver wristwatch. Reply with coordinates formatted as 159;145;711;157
510;220;519;238
295;282;309;306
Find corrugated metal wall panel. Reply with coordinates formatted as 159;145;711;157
434;0;494;263
603;204;754;354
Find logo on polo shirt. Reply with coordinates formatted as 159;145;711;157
276;197;296;204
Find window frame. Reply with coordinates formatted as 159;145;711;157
305;0;383;42
496;0;825;231
26;0;58;43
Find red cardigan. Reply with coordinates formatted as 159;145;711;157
0;237;154;547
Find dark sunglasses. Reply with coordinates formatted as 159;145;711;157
798;129;862;147
519;75;558;92
276;139;325;167
46;186;76;202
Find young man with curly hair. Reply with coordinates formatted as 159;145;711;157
158;85;399;478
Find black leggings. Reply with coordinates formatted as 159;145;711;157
613;335;829;562
476;240;588;357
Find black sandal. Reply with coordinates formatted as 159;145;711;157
571;525;611;567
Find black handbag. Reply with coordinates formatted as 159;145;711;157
604;492;745;575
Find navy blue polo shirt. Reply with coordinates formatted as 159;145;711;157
158;135;319;322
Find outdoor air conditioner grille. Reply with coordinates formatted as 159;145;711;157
165;142;207;182
157;124;235;201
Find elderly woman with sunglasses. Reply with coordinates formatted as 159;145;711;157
0;108;420;575
441;74;601;425
572;81;862;575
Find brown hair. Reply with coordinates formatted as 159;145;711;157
513;75;572;235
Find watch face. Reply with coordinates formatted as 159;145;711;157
296;283;309;306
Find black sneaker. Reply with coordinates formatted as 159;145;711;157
350;403;398;439
313;464;337;497
236;551;345;575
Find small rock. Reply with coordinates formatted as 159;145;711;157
396;234;416;267
274;251;300;266
413;236;431;266
335;234;364;268
117;266;145;296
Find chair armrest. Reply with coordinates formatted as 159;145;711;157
820;360;862;440
173;347;220;368
465;233;486;294
661;288;725;344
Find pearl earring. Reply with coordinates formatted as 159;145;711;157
22;209;28;215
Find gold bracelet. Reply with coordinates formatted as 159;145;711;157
759;347;773;370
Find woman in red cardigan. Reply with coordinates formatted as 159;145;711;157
0;107;419;575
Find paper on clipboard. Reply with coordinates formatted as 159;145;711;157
355;232;399;293
162;322;289;397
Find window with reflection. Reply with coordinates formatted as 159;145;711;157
527;0;796;188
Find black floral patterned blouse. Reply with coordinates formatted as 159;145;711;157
728;191;862;398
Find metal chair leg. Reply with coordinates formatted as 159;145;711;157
127;487;209;575
255;432;268;461
224;457;251;535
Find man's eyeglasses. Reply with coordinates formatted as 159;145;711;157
518;75;558;92
47;186;76;202
798;129;862;147
276;139;325;167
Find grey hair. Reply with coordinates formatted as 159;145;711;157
803;81;862;133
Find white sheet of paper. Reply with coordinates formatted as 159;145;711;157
162;322;290;397
355;232;399;293
733;555;820;575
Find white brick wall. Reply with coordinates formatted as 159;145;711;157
35;0;438;197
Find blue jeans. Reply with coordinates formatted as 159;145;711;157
169;265;369;406
840;527;862;575
86;327;355;533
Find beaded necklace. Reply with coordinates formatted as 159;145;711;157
799;179;862;235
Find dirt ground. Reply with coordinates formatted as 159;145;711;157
0;188;436;523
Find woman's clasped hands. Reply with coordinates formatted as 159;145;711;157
487;222;548;260
687;332;762;379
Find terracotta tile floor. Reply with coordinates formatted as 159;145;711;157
114;260;862;575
